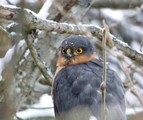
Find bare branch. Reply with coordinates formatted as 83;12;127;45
53;0;78;21
25;34;53;86
0;4;143;63
0;26;12;57
0;47;18;120
91;0;143;9
131;88;143;105
118;58;143;106
101;20;108;120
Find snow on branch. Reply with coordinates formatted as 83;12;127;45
0;4;143;63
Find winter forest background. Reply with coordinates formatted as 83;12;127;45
0;0;143;120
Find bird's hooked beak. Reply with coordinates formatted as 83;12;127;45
65;48;72;59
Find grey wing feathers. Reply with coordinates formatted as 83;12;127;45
91;59;126;120
53;59;126;120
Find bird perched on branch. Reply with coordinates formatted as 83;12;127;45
53;35;126;120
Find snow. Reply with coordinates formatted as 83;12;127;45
89;116;97;120
16;94;54;119
126;107;143;115
0;0;39;4
16;93;143;119
131;41;142;52
38;0;53;19
101;9;124;21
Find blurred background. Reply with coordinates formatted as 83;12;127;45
0;0;143;120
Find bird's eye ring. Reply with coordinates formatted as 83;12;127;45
75;48;83;54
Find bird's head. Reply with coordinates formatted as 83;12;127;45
57;35;97;67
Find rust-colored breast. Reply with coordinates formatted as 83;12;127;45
57;53;97;66
51;53;98;98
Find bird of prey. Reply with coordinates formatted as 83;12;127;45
53;35;126;120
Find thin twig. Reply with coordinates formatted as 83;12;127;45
118;57;143;105
17;47;28;65
91;0;142;9
53;0;77;21
25;34;53;86
101;20;107;120
81;0;94;19
130;88;143;105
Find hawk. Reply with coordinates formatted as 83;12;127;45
53;35;126;120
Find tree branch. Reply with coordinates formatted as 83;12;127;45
0;4;143;63
91;0;143;9
101;20;108;120
52;0;78;21
0;26;12;57
25;34;53;86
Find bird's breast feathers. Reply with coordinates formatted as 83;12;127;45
53;60;126;120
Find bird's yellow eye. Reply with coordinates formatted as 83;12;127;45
75;48;83;55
